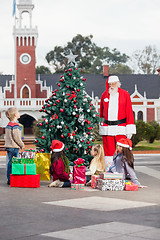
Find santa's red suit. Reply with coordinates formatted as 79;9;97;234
99;76;136;159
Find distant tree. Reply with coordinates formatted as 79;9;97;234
109;63;133;74
46;34;130;73
36;65;51;74
132;45;160;74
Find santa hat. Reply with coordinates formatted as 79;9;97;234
51;140;64;152
117;138;132;150
106;75;120;94
108;75;119;83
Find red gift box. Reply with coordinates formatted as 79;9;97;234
10;174;40;188
125;181;138;191
73;158;86;184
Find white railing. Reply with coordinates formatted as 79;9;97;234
0;97;101;112
0;98;46;110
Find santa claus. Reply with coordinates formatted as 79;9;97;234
99;75;136;169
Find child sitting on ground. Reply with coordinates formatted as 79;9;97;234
48;140;71;188
5;107;25;185
86;144;105;185
109;138;147;188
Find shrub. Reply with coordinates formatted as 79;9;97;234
131;120;146;147
144;121;160;143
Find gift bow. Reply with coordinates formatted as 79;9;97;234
74;158;85;167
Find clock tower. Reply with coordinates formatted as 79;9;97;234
13;0;38;99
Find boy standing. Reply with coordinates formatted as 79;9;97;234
5;107;25;185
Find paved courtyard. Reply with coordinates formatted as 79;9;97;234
0;154;160;240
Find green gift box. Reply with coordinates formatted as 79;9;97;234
12;164;36;175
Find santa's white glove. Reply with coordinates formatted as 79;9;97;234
126;134;132;139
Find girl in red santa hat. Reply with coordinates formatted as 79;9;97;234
109;138;147;188
48;140;71;188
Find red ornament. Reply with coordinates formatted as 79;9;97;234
67;85;69;88
56;99;60;103
69;73;72;76
72;91;75;94
75;68;78;70
49;98;51;100
65;69;67;72
45;99;48;102
44;110;46;112
52;91;54;93
35;139;38;143
60;108;64;112
51;125;53;128
42;106;45;109
66;148;69;151
39;123;42;126
88;121;91;124
74;100;77;103
73;105;77;109
75;148;77;151
81;140;84;142
53;93;56;96
58;83;61;87
53;103;56;106
76;114;79;117
69;68;72;72
61;75;63;78
88;146;92;149
68;133;71;137
83;78;86;81
47;104;50;107
81;69;82;72
87;141;90;144
77;89;80;92
39;109;42;112
88;132;91;135
92;139;95;142
42;136;45;139
55;89;58;92
60;79;64;82
46;122;49;125
61;135;64;138
85;119;88;123
41;149;45;152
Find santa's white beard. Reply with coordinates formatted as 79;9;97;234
109;86;118;96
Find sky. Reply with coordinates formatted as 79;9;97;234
0;0;160;74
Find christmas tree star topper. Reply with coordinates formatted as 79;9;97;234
62;50;78;64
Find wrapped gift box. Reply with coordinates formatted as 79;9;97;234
71;183;85;190
125;181;138;191
97;179;125;191
12;158;34;164
18;150;35;159
100;172;123;180
73;158;86;184
12;163;36;175
91;175;100;189
34;153;51;181
10;174;40;188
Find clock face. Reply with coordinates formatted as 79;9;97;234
20;53;31;64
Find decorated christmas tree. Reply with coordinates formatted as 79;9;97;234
34;51;99;165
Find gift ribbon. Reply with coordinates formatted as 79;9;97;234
24;164;26;174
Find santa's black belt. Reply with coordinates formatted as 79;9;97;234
104;118;126;125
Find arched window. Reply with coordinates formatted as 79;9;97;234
22;86;29;98
138;111;143;121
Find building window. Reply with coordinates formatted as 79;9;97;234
22;86;29;98
138;111;143;121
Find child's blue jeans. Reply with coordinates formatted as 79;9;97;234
6;148;19;183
